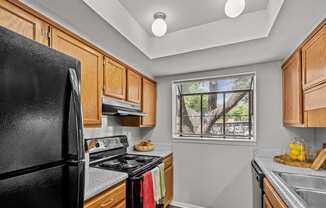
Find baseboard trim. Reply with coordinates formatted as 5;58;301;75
170;200;206;208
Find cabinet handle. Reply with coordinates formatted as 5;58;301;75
100;198;114;207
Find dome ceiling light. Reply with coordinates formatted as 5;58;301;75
225;0;246;18
151;12;167;37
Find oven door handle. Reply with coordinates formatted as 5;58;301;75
129;175;144;181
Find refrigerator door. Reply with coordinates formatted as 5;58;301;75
0;26;84;175
0;162;85;208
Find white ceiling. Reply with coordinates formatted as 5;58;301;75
83;0;283;59
118;0;269;34
22;0;326;77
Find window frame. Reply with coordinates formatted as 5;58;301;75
171;72;257;143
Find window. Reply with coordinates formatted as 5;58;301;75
172;73;255;142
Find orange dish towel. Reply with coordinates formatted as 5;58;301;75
141;171;155;208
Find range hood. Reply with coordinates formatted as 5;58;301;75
102;96;147;116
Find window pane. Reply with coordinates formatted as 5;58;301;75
175;95;181;135
181;95;201;135
202;94;224;136
174;73;255;141
225;92;250;137
176;74;254;94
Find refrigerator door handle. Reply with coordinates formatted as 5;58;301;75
69;68;84;160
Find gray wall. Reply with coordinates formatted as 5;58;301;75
147;61;315;208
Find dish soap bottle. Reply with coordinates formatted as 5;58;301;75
289;138;306;161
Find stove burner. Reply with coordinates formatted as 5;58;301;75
136;156;153;162
122;155;137;160
121;163;139;170
99;160;120;168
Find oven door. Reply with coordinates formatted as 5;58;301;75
128;162;164;208
128;175;143;208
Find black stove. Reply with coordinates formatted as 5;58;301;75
86;135;163;208
94;153;162;177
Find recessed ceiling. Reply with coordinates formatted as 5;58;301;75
83;0;283;59
119;0;269;35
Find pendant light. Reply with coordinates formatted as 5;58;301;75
152;12;167;37
225;0;246;18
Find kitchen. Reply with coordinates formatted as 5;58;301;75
0;0;326;208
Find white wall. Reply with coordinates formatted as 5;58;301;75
147;61;314;208
83;116;147;145
315;129;326;150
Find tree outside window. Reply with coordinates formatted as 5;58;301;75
174;73;255;141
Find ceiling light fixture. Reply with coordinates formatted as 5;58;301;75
152;12;167;37
225;0;246;18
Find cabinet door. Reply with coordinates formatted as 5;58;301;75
263;195;273;208
263;178;287;208
103;57;126;100
302;24;326;90
113;200;126;208
127;70;141;104
84;181;126;208
304;82;326;127
142;78;156;127
51;28;103;127
0;0;49;45
282;51;303;127
164;165;173;207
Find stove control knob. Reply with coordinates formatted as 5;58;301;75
95;143;100;148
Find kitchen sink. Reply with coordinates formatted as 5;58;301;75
274;172;326;208
276;172;326;190
296;189;326;208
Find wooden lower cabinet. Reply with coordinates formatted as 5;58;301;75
51;27;103;127
84;181;126;208
164;154;174;208
263;194;273;208
113;200;126;208
263;178;287;208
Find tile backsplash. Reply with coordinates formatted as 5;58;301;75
315;129;326;149
83;116;150;145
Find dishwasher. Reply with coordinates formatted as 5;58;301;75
251;160;264;208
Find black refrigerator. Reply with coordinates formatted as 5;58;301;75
0;26;85;207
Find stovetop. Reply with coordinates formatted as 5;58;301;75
91;153;163;177
86;135;163;177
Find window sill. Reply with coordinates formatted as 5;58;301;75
172;136;256;146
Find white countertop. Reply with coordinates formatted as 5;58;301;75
84;167;128;201
255;151;326;208
128;143;172;158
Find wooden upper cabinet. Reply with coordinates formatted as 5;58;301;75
282;51;304;127
142;78;156;127
0;0;49;45
103;57;126;100
51;28;103;127
302;24;326;90
127;69;141;104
